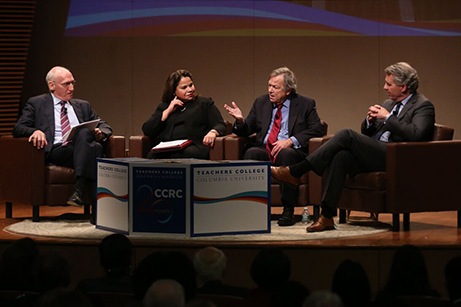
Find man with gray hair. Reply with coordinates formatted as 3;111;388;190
142;279;185;307
13;66;112;217
194;247;248;298
224;67;325;226
272;62;435;232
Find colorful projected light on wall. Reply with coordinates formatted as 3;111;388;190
65;1;461;37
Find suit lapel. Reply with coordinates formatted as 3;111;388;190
44;94;55;137
69;100;83;123
262;97;274;134
288;96;298;133
398;92;418;118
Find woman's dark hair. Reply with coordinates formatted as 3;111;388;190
161;69;194;103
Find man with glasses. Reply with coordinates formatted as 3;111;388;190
271;62;435;232
13;66;112;217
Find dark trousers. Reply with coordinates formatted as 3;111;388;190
306;129;387;217
244;145;306;209
46;128;103;181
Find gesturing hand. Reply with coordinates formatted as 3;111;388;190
224;102;244;124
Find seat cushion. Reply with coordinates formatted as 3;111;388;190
46;165;76;184
344;172;386;191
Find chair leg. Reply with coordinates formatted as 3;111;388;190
313;205;320;222
458;211;461;228
339;209;347;223
84;204;90;215
5;202;12;218
403;213;410;231
392;214;400;232
32;206;40;222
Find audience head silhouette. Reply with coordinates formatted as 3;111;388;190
380;244;438;297
33;251;72;293
142;279;185;307
132;251;196;302
250;247;291;291
302;290;344;307
193;247;226;285
0;237;39;291
331;259;371;307
99;233;133;277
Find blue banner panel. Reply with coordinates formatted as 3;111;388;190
132;166;187;234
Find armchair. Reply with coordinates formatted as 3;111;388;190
223;121;328;213
310;124;460;231
0;135;126;222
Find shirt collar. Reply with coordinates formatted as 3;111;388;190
274;98;290;109
399;93;413;107
51;93;66;106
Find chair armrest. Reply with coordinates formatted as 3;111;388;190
209;136;228;161
129;135;154;158
308;135;333;155
308;135;334;205
106;136;126;158
223;134;256;160
386;140;461;212
0;135;45;205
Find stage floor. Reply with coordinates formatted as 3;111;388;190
1;203;460;248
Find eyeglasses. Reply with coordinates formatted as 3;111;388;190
54;80;76;88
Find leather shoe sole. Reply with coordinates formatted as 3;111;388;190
271;166;301;186
306;216;335;232
67;191;84;207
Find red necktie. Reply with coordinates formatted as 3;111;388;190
266;104;283;163
60;101;71;145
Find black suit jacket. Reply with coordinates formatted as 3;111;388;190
361;92;435;142
142;96;227;155
12;93;113;153
233;93;325;152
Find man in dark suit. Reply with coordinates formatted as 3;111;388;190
13;66;112;210
224;67;325;226
272;62;435;232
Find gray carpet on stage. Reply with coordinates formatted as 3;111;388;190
4;216;390;241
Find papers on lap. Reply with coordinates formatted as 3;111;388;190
63;119;100;143
151;139;192;153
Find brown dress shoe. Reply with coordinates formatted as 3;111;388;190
270;166;301;186
306;216;335;232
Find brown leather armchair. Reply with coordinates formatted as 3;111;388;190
309;124;460;231
0;135;126;222
223;121;327;214
128;121;233;160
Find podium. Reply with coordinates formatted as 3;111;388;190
96;158;271;237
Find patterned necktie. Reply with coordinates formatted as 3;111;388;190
60;101;71;145
266;104;283;163
393;102;402;117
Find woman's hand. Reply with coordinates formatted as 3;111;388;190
162;96;184;121
203;130;218;147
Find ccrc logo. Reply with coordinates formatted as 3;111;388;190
154;189;183;199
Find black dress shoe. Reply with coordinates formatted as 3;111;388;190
278;207;295;226
67;190;84;207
